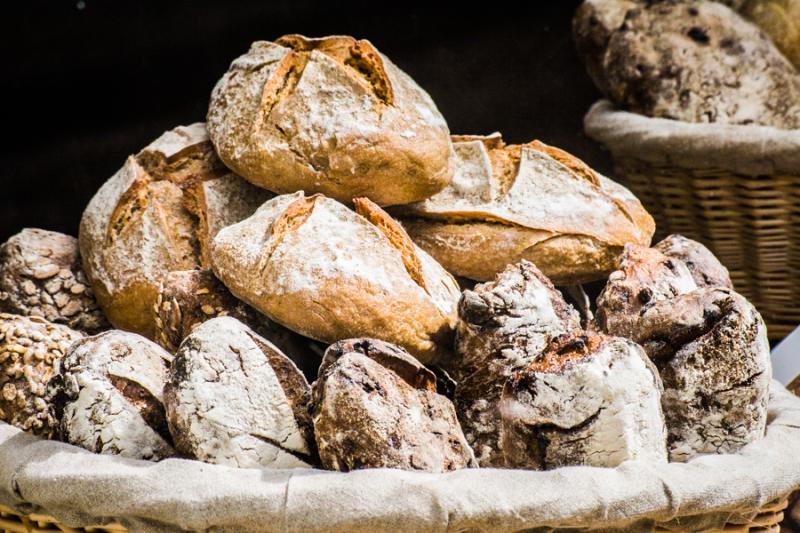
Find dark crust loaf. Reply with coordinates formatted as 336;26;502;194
0;228;109;333
453;260;581;466
654;234;732;289
574;0;800;129
628;287;771;461
0;314;83;437
47;330;175;461
312;338;476;472
501;331;666;469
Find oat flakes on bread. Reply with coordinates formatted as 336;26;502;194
206;35;454;206
312;338;476;472
0;228;108;333
164;316;315;468
393;134;655;284
573;0;800;129
0;314;83;437
210;192;461;363
47;330;174;461
452;260;581;466
502;331;667;469
79;123;273;339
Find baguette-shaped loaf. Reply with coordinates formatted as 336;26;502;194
210;193;461;363
207;35;454;206
79;124;272;339
393;134;654;284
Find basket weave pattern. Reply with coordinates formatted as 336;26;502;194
616;157;800;340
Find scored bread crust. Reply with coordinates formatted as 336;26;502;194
206;35;455;206
210;192;461;363
79;123;272;339
393;134;655;284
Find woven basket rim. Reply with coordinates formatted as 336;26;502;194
583;100;800;175
0;381;798;532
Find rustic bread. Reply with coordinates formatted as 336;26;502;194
79;123;273;339
0;314;83;437
453;260;581;466
574;0;800;129
312;338;476;472
654;234;733;289
164;317;315;468
0;228;108;333
210;192;461;363
742;0;800;69
47;330;174;461
393;134;654;284
502;331;667;469
206;35;454;206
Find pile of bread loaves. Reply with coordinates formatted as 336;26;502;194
0;28;772;473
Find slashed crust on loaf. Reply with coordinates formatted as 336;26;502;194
79;123;272;338
393;134;654;284
206;35;454;206
210;193;461;363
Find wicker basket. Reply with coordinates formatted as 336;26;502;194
584;100;800;340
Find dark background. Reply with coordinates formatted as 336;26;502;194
0;0;610;242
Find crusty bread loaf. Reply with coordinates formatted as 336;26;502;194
79;123;273;339
393;134;654;284
211;192;461;363
207;35;454;206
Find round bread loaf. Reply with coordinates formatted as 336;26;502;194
312;338;476;472
47;330;174;461
0;314;83;437
453;260;581;466
206;34;454;206
0;228;108;333
164;316;315;469
574;0;800;129
501;331;667;469
79;123;273;339
393;134;655;284
210;192;461;363
654;234;733;289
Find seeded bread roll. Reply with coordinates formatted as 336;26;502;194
0;228;108;333
501;331;667;469
164;317;314;468
79;123;273;339
654;234;733;289
393;134;655;284
0;314;83;437
453;261;581;466
47;330;174;461
574;0;800;129
207;35;454;206
211;193;461;363
623;288;771;461
312;338;476;472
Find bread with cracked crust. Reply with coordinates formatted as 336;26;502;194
206;34;454;206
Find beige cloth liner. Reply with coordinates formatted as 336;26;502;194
0;381;797;532
583;100;800;176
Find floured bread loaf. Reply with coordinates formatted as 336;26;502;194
47;330;174;461
596;244;697;339
164;317;314;468
79;123;273;339
152;269;315;375
0;314;83;437
654;234;732;289
312;338;476;472
574;0;800;129
625;288;771;461
453;261;581;466
207;35;454;206
501;331;667;469
393;134;654;284
0;228;108;333
211;193;461;363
